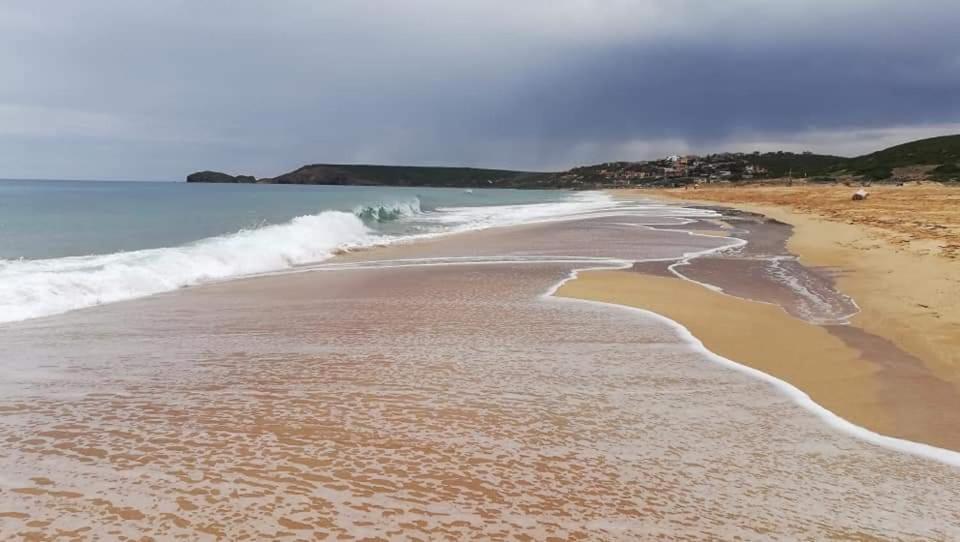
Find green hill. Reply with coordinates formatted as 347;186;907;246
751;151;848;178
842;134;960;180
733;135;960;180
187;164;550;188
269;164;545;187
186;134;960;188
709;135;960;181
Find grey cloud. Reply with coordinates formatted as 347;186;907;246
0;1;958;179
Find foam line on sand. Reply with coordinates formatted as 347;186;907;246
547;265;960;469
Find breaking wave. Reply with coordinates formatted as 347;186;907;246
0;211;377;324
0;191;617;324
353;197;422;222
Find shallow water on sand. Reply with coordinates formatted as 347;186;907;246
1;204;959;539
654;207;960;450
661;208;860;324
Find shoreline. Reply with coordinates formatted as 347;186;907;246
641;186;960;386
555;186;960;454
551;268;960;468
4;194;960;538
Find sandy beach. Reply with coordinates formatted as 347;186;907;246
564;185;960;451
645;185;960;377
3;195;960;539
8;1;960;538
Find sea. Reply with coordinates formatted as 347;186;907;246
3;178;960;538
0;179;608;324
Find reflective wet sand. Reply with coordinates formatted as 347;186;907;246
655;208;960;450
2;210;959;540
662;208;860;324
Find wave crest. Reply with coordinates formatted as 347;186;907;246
0;192;620;325
0;211;376;324
353;197;422;223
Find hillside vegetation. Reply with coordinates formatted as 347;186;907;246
187;164;544;188
733;135;960;180
843;135;960;180
270;164;542;187
751;152;848;178
186;134;960;188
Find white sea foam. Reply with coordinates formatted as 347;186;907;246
352;197;423;222
766;258;859;324
544;266;960;469
0;192;616;324
0;211;378;324
421;191;616;231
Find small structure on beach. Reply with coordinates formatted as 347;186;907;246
852;189;869;201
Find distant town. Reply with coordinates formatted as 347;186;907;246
556;152;775;188
535;135;960;188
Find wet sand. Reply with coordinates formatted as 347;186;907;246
2;205;960;539
595;190;960;451
559;270;960;450
641;186;960;388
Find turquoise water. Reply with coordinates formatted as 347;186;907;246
0;180;571;260
0;180;609;323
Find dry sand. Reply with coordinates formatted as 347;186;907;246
558;270;890;430
557;270;960;450
651;184;960;258
561;185;960;450
644;184;960;386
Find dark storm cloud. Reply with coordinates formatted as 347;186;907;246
1;0;958;178
494;41;960;142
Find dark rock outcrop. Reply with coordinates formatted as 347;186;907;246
186;164;546;187
186;170;246;183
271;165;368;185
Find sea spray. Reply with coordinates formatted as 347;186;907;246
0;211;375;323
0;191;620;324
353;197;423;223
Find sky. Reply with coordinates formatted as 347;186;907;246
1;0;959;180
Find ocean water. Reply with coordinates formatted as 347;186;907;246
3;199;959;539
3;179;960;539
0;180;609;324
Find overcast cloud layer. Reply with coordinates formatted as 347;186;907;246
2;0;959;179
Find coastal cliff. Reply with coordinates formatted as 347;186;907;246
186;164;555;189
186;134;960;189
186;171;257;184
